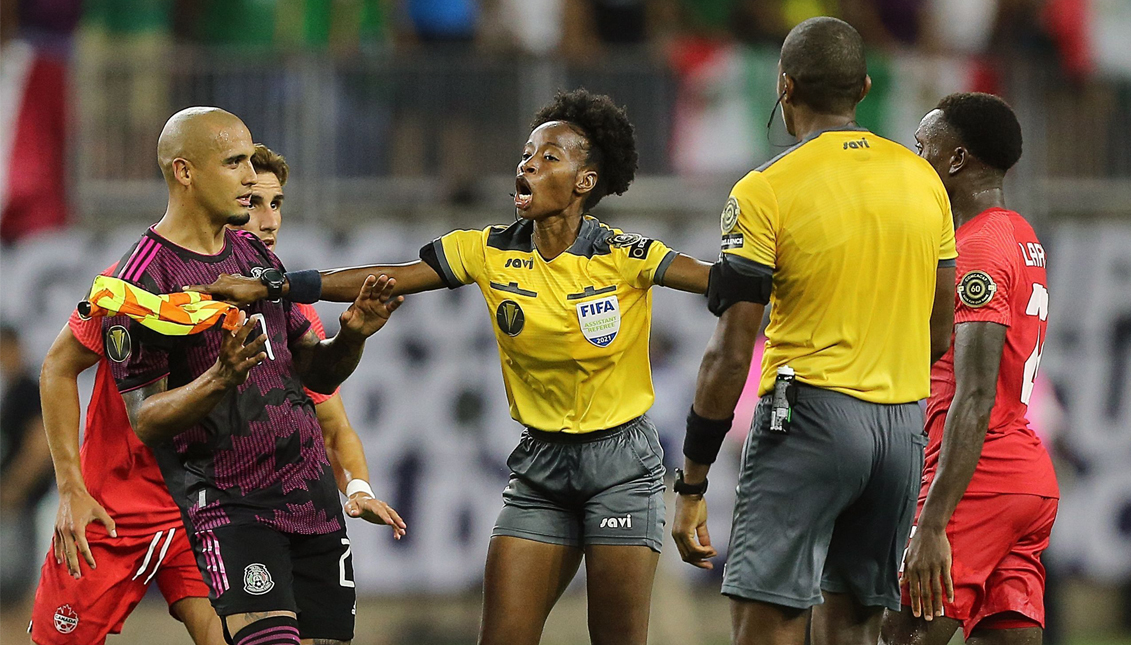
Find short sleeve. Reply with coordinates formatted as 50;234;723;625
108;321;171;393
296;303;338;404
720;171;779;269
68;310;105;357
954;232;1012;327
612;233;677;289
938;189;958;265
420;229;487;288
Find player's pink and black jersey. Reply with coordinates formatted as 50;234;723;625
106;227;342;536
923;208;1059;499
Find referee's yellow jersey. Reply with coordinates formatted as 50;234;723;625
722;127;957;403
423;216;677;433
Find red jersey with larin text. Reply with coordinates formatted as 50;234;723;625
923;208;1059;499
66;263;183;536
107;227;342;536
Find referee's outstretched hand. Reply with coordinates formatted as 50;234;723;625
339;275;404;340
672;494;718;569
899;525;954;622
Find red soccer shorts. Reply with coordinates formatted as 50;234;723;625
30;526;209;645
901;492;1058;638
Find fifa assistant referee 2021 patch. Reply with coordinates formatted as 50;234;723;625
958;270;997;308
577;295;621;348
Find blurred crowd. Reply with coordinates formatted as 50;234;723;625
4;0;1091;69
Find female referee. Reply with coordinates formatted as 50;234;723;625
194;89;710;645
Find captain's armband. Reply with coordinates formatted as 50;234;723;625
706;255;773;316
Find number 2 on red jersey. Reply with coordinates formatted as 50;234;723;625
1020;283;1048;405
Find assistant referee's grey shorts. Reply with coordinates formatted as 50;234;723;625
722;385;926;611
492;416;666;552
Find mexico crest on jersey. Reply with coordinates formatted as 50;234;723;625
244;563;274;595
576;295;620;348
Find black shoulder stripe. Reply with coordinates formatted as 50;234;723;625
419;240;462;290
755;139;807;172
486;220;535;252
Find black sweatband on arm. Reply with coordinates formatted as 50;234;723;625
707;254;773;316
684;406;734;465
284;269;322;304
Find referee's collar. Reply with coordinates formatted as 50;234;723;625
801;124;869;144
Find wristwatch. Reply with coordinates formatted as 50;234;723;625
259;268;286;301
673;468;708;496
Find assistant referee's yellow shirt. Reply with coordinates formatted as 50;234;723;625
722;127;957;403
425;216;677;433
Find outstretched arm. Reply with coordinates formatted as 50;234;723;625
901;321;1005;621
316;393;406;538
38;325;117;577
659;254;712;294
124;314;267;446
187;261;445;306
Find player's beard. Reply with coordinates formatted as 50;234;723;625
227;212;251;226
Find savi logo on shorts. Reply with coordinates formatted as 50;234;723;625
599;514;633;529
243;563;275;595
53;605;78;634
105;325;131;363
496;300;525;336
576;295;620;348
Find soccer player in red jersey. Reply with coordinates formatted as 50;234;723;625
32;270;223;645
881;93;1059;645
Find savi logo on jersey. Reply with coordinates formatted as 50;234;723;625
721;197;740;233
958;270;998;308
243;563;275;595
496;300;525;336
105;325;132;363
53;605;78;634
576;295;620;348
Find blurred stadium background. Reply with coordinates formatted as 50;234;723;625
1;0;1130;643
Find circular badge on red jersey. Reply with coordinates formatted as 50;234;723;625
958;270;997;308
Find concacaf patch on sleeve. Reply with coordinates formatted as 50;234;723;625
957;270;997;308
721;197;739;233
608;232;655;259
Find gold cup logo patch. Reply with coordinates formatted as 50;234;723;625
496;300;525;336
106;325;132;363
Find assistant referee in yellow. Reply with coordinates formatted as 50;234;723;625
671;17;958;645
193;90;711;645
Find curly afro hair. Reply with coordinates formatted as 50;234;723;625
937;92;1023;173
531;89;638;210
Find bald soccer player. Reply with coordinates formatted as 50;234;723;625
671;18;957;645
103;108;402;645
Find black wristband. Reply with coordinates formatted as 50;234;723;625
683;406;734;465
285;269;322;304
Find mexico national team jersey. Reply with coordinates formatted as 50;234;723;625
722;127;957;403
67;264;183;536
107;227;342;535
421;216;677;433
923;208;1059;499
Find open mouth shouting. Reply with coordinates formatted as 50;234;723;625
514;175;533;210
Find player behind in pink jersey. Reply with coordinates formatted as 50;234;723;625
881;93;1059;645
232;143;404;529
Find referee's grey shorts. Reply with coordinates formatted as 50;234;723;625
492;416;666;552
722;384;926;611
